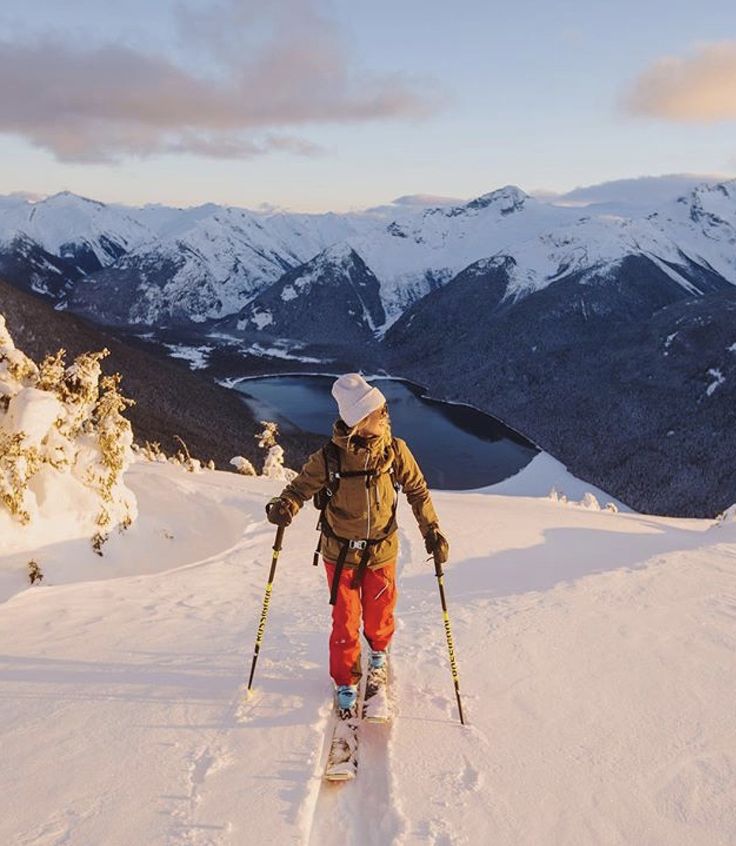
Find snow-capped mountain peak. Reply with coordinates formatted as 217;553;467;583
683;179;736;228
0;191;150;273
43;190;106;209
464;184;529;214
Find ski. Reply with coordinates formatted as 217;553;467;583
323;703;360;782
323;658;390;781
362;660;390;723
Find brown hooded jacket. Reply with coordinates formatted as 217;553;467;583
278;419;439;569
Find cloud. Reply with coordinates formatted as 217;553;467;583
555;174;722;204
0;0;439;163
623;41;736;122
533;174;733;211
6;190;46;202
391;193;464;207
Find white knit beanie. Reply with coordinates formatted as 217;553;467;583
331;373;386;428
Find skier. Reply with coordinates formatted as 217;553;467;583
265;373;449;717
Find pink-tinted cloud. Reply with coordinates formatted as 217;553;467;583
0;0;439;163
623;41;736;122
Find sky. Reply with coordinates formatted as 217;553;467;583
0;0;735;212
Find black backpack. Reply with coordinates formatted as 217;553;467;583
312;438;399;513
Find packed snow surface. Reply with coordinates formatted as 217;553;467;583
1;459;735;845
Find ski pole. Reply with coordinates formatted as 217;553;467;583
433;549;466;725
246;524;286;695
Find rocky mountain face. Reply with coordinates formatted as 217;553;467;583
2;181;736;515
384;254;736;515
0;233;84;299
217;243;386;347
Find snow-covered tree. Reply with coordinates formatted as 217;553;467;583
262;443;296;481
715;503;736;525
255;421;296;482
230;456;256;476
580;492;601;511
139;441;168;463
0;315;137;549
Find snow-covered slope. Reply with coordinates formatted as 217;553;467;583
0;192;150;273
65;204;380;325
1;459;734;845
82;206;375;323
0;193;381;323
222;242;386;344
346;186;579;326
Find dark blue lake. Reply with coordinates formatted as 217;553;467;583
234;375;539;490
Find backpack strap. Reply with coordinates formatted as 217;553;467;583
349;542;374;593
388;437;401;494
312;441;340;566
323;440;341;493
325;532;389;604
329;538;352;604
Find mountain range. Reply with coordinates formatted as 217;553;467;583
1;181;735;516
2;182;735;333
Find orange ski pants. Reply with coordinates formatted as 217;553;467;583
323;558;397;686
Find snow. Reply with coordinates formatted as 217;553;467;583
476;451;629;510
239;342;326;363
281;285;299;301
230;455;256;475
716;504;736;524
113;205;372;322
261;444;297;482
246;310;274;330
161;343;214;370
1;455;735;844
0;318;137;562
2;387;65;447
645;253;702;295
706;368;725;396
0;191;148;266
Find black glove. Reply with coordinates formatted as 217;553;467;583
265;497;292;526
424;525;449;564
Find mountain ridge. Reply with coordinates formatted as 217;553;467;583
3;180;736;334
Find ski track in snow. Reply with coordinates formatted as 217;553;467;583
166;741;233;846
305;699;407;846
388;527;498;845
